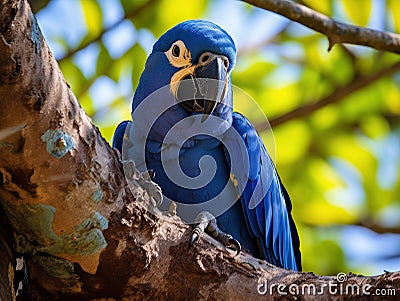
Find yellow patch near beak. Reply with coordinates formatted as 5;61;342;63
169;65;196;99
164;40;197;99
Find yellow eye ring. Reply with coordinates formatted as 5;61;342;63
165;40;192;68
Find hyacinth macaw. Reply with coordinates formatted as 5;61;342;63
113;20;301;271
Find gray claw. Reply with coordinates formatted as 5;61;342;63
190;211;241;256
141;169;155;180
189;231;199;250
189;216;208;249
228;238;241;255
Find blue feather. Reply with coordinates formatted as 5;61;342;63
112;120;130;151
113;20;301;271
224;112;301;270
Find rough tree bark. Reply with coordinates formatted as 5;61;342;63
0;0;399;300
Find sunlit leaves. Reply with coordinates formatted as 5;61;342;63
157;0;207;29
360;115;390;139
93;96;131;141
311;105;340;130
59;58;86;97
96;44;113;76
309;158;344;191
120;0;148;12
261;82;302;117
387;0;400;32
384;83;400;114
301;0;333;15
232;60;276;98
127;44;147;89
80;0;103;38
303;201;356;225
301;227;348;274
131;0;208;37
327;135;377;175
274;120;311;165
342;0;372;27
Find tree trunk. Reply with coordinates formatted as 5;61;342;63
0;0;399;300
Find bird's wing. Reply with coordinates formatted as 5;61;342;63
223;112;301;271
112;120;131;152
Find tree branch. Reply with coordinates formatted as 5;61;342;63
242;0;400;54
255;60;400;131
303;220;400;236
357;218;400;235
1;0;400;299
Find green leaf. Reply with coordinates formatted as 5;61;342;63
360;115;389;138
129;44;147;89
384;81;400;115
78;93;95;117
232;60;275;93
132;0;208;37
301;228;349;275
157;0;207;29
260;82;302;117
108;43;147;88
342;0;372;26
302;0;332;15
96;44;113;76
120;0;148;13
303;201;355;225
108;57;125;83
388;0;400;32
274;120;311;165
327;134;378;182
311;105;340;130
80;0;103;38
59;59;86;95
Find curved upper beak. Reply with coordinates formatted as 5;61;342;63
177;53;228;122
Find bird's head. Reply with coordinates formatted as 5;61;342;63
132;20;236;121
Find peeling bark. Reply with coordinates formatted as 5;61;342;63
0;0;399;300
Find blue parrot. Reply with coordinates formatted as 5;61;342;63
113;20;301;271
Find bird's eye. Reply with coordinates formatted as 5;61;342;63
165;40;191;68
172;44;180;57
201;55;210;63
223;57;229;69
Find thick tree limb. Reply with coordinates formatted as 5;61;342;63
1;0;399;300
242;0;400;53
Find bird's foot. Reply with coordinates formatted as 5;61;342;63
190;211;241;255
166;201;177;216
121;159;163;208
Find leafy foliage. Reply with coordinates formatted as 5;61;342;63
36;0;400;276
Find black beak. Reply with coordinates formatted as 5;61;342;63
177;54;228;122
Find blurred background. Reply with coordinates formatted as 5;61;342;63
31;0;400;276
